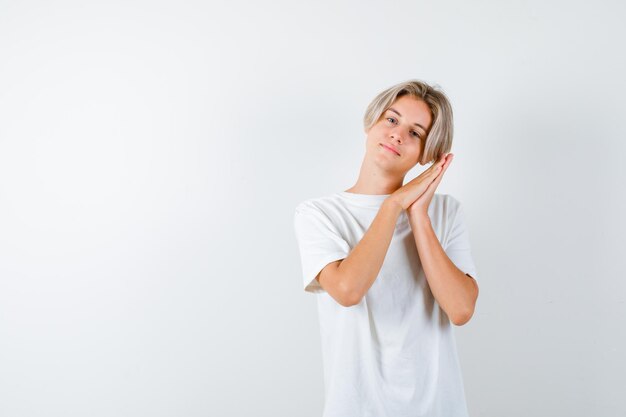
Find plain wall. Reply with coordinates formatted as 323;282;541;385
1;0;625;416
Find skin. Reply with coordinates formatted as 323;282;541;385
342;94;479;325
346;94;434;196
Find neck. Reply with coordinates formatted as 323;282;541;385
345;158;404;195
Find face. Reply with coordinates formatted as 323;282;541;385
364;95;432;175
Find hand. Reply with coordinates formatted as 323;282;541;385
407;153;454;218
389;154;448;210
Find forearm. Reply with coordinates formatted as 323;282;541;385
409;213;478;325
338;198;403;304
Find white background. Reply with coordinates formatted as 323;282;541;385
1;1;625;416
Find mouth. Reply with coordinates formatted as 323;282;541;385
380;143;400;156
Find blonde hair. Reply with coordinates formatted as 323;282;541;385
363;79;453;165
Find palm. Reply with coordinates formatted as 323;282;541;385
408;154;453;216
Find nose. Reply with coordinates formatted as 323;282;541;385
390;130;403;144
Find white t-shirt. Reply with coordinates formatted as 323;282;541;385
293;191;479;417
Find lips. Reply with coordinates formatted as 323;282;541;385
380;143;400;156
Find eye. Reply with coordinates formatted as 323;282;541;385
386;116;422;139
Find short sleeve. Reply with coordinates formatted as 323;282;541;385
444;200;479;282
293;202;351;294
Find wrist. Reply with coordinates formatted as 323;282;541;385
408;209;430;223
383;197;404;217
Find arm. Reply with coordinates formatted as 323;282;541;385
408;213;479;326
318;157;448;306
318;198;403;306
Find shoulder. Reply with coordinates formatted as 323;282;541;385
294;193;342;216
428;194;470;247
293;194;346;237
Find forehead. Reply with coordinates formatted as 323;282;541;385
386;95;432;130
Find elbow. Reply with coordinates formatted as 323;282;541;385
343;294;363;307
338;284;363;307
451;309;474;326
452;292;478;325
330;271;363;307
453;277;479;326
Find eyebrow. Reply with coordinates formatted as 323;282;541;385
387;108;427;133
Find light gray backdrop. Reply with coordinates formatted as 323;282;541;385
1;0;625;416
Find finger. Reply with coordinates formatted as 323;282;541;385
433;154;448;172
429;154;452;183
415;154;448;183
425;173;441;196
440;154;453;172
430;167;444;187
413;163;440;183
429;154;447;172
425;154;445;170
429;154;449;177
427;163;446;191
431;154;446;169
417;169;441;202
